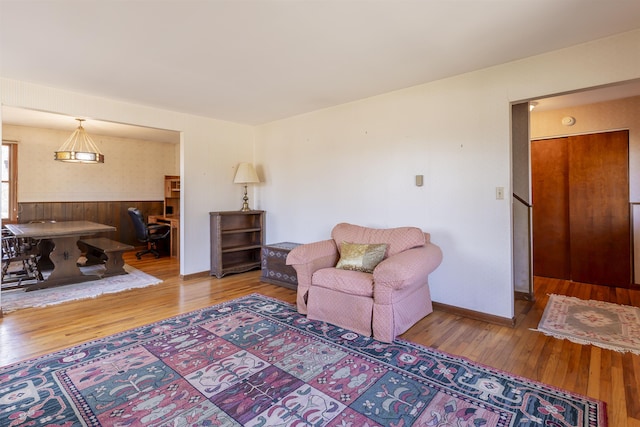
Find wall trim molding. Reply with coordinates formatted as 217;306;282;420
180;270;210;281
432;301;516;328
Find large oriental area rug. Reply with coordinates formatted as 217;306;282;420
0;294;606;426
536;293;640;355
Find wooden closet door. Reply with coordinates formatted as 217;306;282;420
531;137;570;280
568;130;630;287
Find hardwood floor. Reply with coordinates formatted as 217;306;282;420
1;253;639;427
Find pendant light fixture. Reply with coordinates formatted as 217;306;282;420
54;118;104;163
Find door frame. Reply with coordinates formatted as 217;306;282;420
511;102;533;300
511;102;635;295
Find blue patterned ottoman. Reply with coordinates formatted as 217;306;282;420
260;242;300;289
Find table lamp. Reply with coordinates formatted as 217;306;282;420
233;163;260;211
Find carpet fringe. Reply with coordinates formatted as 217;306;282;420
530;328;640;355
547;292;640;310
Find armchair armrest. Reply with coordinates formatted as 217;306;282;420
148;223;169;230
148;223;171;238
373;243;443;303
286;239;339;314
286;239;338;266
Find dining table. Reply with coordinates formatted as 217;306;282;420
5;220;116;291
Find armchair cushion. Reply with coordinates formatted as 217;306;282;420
335;242;387;273
313;268;374;297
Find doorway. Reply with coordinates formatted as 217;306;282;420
511;86;640;319
531;130;631;288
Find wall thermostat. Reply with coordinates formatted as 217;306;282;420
562;116;576;126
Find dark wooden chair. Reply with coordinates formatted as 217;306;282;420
1;228;43;287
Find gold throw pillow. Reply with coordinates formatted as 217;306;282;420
335;242;387;273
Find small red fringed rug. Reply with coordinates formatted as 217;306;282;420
536;293;640;355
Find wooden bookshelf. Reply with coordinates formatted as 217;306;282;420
210;210;265;278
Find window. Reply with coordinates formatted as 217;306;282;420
2;142;18;223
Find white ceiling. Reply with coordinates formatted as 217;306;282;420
2;0;640;141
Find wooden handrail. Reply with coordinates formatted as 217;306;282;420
512;193;532;208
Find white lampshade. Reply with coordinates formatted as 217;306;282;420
233;163;260;184
233;163;260;211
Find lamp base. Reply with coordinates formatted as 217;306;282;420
240;184;252;211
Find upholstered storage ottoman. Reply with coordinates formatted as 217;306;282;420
260;242;300;289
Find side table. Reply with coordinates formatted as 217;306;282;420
261;242;300;289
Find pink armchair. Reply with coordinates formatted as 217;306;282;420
286;223;443;342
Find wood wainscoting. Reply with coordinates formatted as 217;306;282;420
17;201;164;247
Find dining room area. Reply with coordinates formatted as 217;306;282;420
1;109;181;312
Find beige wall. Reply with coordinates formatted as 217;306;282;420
256;29;640;319
3;124;178;202
3;29;640;318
